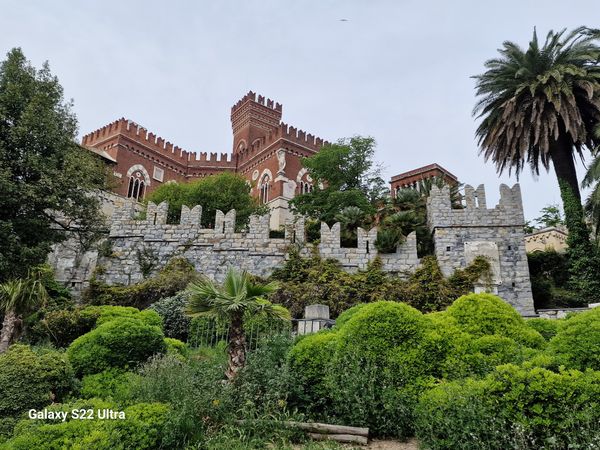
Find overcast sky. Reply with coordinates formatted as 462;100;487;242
2;0;600;221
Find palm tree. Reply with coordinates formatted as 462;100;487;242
186;268;289;380
0;275;48;353
473;27;600;243
582;126;600;236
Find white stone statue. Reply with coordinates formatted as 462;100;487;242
277;149;286;174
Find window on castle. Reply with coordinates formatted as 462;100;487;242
153;166;164;182
259;174;270;204
127;172;146;202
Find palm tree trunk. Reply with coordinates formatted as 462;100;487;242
0;309;19;353
225;312;246;380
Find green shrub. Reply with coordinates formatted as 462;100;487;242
4;398;170;450
164;337;189;360
549;306;600;370
67;318;166;376
131;354;231;447
526;317;561;341
27;307;98;348
444;293;545;348
326;302;434;437
79;368;137;401
333;304;366;329
288;331;338;416
83;257;197;309
234;334;295;417
415;364;600;449
0;344;74;419
149;291;191;341
91;305;162;327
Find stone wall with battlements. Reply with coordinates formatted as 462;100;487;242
427;183;535;315
95;200;420;286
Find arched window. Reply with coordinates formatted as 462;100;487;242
259;174;270;204
127;171;146;202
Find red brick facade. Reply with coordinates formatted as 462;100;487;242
390;163;458;197
82;92;327;227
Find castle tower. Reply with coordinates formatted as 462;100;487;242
230;91;283;153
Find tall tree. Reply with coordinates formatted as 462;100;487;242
582;127;600;236
0;48;107;281
534;204;565;228
290;136;386;224
473;27;600;299
186;268;289;380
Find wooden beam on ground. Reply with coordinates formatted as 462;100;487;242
283;421;369;437
308;432;368;445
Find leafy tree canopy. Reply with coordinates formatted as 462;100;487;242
533;204;564;229
0;48;108;281
147;172;267;228
290;136;387;224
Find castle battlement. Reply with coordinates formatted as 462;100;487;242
231;91;283;115
427;183;525;228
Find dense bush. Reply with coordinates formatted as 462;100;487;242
92;305;162;327
526;317;561;341
67;318;166;376
288;331;338;416
164;337;189;360
149;291;191;341
270;252;492;318
549;307;600;370
415;364;600;449
4;399;170;449
131;353;231;448
0;345;74;420
83;258;197;309
27;307;98;348
79;368;137;401
444;293;545;349
527;249;585;309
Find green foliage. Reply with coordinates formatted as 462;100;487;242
374;227;403;253
415;364;600;449
67;317;166;376
234;334;295;417
583;147;600;237
27;306;98;348
290;136;385;225
526;318;560;341
92;305;162;327
0;48;108;281
533;204;564;229
527;249;583;309
444;293;545;348
549;307;600;370
164;337;189;360
147;172;267;229
131;354;231;447
270;253;492;318
83;257;197;309
288;331;338;416
4;398;170;450
560;179;600;303
79;368;136;401
149;291;192;341
0;344;74;419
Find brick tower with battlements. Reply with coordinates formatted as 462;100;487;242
81;91;328;229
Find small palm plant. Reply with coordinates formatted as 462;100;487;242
0;273;48;352
186;267;288;380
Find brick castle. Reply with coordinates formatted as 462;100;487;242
82;92;328;229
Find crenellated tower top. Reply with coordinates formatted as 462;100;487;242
230;91;283;154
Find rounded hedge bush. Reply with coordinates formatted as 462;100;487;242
526;317;560;341
90;305;162;327
549;307;600;370
67;318;166;376
5;398;170;450
0;344;74;418
164;337;189;360
444;293;545;348
415;364;600;449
